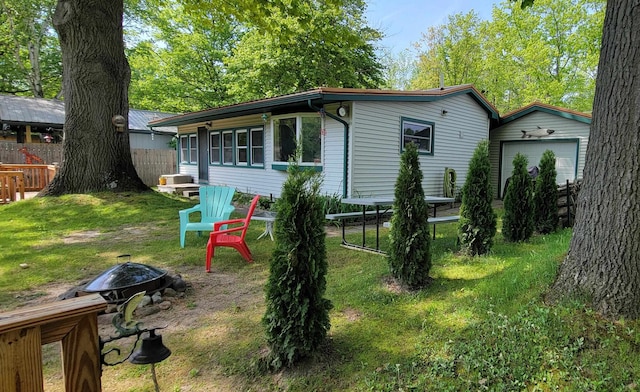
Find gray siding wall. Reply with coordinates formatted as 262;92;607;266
130;132;174;150
488;111;590;197
349;94;490;198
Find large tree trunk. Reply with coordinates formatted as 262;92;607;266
41;0;147;195
546;0;640;319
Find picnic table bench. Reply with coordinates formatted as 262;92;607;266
326;196;456;254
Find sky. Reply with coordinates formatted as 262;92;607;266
365;0;499;53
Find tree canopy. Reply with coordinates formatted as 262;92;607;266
408;0;604;113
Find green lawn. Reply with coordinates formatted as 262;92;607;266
1;191;639;391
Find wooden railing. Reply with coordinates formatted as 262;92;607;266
0;294;107;392
0;170;25;204
0;163;57;192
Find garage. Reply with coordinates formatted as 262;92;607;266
500;139;579;198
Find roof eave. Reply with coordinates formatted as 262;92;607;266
149;86;499;127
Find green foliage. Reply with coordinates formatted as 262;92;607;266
0;0;61;97
225;0;382;102
263;161;332;369
388;142;431;289
458;140;497;256
534;149;559;233
502;152;534;242
411;0;605;113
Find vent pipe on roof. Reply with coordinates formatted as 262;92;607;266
439;73;445;90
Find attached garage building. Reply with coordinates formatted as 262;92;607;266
489;102;591;199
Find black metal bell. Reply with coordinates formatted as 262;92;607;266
130;330;171;365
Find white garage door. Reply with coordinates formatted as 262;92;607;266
501;140;577;197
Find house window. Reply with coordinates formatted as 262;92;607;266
236;130;248;165
180;135;189;163
273;114;322;164
189;134;198;162
209;126;263;167
251;128;264;165
179;134;198;164
210;132;220;164
401;117;434;155
222;131;233;164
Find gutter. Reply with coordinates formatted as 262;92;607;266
307;99;349;198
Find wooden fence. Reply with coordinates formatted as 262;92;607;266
0;142;176;187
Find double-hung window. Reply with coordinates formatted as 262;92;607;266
179;134;198;164
210;132;221;164
236;130;248;165
273;114;322;165
401;117;434;155
222;131;233;165
250;128;264;165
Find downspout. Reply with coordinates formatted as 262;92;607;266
307;99;349;198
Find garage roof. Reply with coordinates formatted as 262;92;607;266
499;101;592;125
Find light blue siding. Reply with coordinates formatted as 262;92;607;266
489;111;590;198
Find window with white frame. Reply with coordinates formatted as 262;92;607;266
222;131;233;165
180;135;189;163
209;127;264;167
250;128;264;165
236;130;248;165
273;114;322;164
189;134;197;162
401;117;434;155
210;132;220;164
179;134;198;164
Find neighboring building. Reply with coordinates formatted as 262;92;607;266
489;102;591;199
149;85;500;199
0;94;178;149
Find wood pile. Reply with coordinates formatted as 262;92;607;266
557;179;581;228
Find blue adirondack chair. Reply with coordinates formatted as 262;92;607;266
179;186;235;248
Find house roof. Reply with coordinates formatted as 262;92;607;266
0;94;178;134
148;84;500;127
498;101;592;126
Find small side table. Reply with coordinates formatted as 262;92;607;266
251;211;276;241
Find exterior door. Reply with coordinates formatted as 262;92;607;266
197;126;209;184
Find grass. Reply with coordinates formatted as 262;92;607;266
2;191;640;391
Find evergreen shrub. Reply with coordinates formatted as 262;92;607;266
263;162;332;369
458;140;497;256
388;142;431;289
502;152;534;242
534;149;559;233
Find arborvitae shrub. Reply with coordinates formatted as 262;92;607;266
534;149;559;234
502;152;534;242
458;140;497;256
263;162;332;369
388;142;431;289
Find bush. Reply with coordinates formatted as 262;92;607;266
388;142;431;289
263;161;332;369
534;150;559;234
458;140;497;256
502;152;534;242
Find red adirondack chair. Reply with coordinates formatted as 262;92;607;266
205;194;260;272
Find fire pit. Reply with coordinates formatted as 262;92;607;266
82;255;172;304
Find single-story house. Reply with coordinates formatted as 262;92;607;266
489;102;591;199
149;85;501;199
0;94;178;149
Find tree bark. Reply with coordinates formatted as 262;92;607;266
41;0;147;195
546;0;640;318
